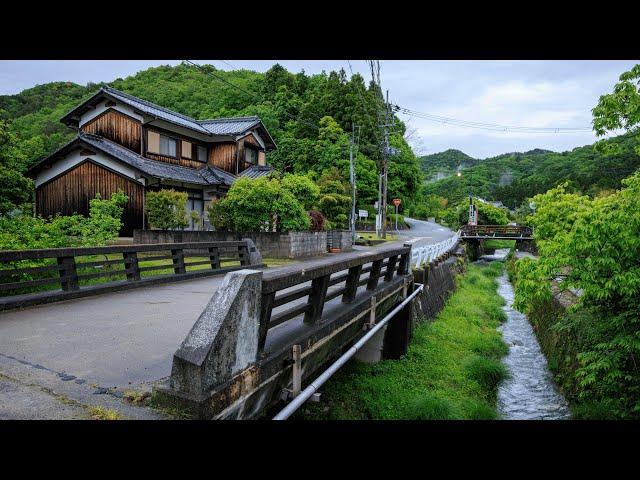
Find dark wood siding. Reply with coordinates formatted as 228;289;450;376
143;126;207;169
81;109;142;153
35;160;144;237
209;143;237;172
236;133;262;174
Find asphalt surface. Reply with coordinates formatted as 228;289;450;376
398;217;455;248
0;218;455;419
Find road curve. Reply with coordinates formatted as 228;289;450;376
399;217;456;249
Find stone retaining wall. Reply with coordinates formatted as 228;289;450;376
133;229;352;259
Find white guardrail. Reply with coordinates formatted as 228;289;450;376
410;231;461;268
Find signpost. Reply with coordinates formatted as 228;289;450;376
392;198;401;231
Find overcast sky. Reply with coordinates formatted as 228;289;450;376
1;60;637;158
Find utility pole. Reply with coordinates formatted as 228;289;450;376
380;90;392;239
349;123;359;243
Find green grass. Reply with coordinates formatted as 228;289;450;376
483;239;516;250
295;261;509;420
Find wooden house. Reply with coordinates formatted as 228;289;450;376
27;86;276;235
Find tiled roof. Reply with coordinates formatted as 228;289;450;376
240;165;274;179
29;132;275;189
79;133;214;185
199;165;238;186
197;116;261;135
62;86;275;149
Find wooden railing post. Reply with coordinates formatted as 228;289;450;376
366;259;384;290
384;255;398;281
57;256;79;291
342;265;363;303
123;251;140;282
398;248;410;275
304;274;331;324
258;291;275;354
208;246;221;270
238;243;249;266
171;248;186;274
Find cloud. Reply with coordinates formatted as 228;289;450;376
1;59;637;157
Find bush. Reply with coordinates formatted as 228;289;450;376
145;189;189;230
0;190;128;250
308;210;326;231
281;173;320;210
208;177;310;233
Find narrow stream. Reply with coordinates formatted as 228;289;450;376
478;249;572;420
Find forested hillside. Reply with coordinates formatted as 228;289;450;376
420;133;640;209
0;62;422;215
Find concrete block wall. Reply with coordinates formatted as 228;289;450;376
132;229;351;259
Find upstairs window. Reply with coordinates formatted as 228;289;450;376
147;130;177;157
181;140;192;159
159;134;177;157
197;145;207;162
245;147;258;165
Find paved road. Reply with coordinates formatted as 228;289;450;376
0;275;228;419
398;217;455;248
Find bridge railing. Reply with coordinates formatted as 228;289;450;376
161;243;415;418
460;224;533;238
258;244;411;352
0;240;261;311
410;232;460;269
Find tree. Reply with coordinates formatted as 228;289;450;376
81;190;129;244
592;64;640;155
281;173;320;210
145;189;189;230
317;167;351;229
0;120;33;215
208;177;310;233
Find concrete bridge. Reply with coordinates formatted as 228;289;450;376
0;225;464;420
460;224;536;259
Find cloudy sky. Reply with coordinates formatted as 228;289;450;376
1;60;636;158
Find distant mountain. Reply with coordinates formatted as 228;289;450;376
421;134;640;208
419;149;480;182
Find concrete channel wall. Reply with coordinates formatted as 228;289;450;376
133;229;353;259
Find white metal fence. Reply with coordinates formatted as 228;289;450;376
410;231;460;268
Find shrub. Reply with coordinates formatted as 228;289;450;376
208;177;310;233
0;190;128;250
281;173;320;210
308;210;326;231
145;189;189;230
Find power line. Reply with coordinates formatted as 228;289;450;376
395;105;593;134
346;60;381;146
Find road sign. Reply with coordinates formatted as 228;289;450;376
374;201;379;210
392;198;401;207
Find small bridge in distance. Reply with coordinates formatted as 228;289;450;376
460;224;533;240
459;224;536;259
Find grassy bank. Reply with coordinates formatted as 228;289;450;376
295;262;509;420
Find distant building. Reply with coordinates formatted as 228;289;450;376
27;86;277;235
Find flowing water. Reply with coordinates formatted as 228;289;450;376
478;249;572;420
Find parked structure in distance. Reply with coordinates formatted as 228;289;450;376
27;86;277;235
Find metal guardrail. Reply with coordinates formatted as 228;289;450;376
410;232;460;268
